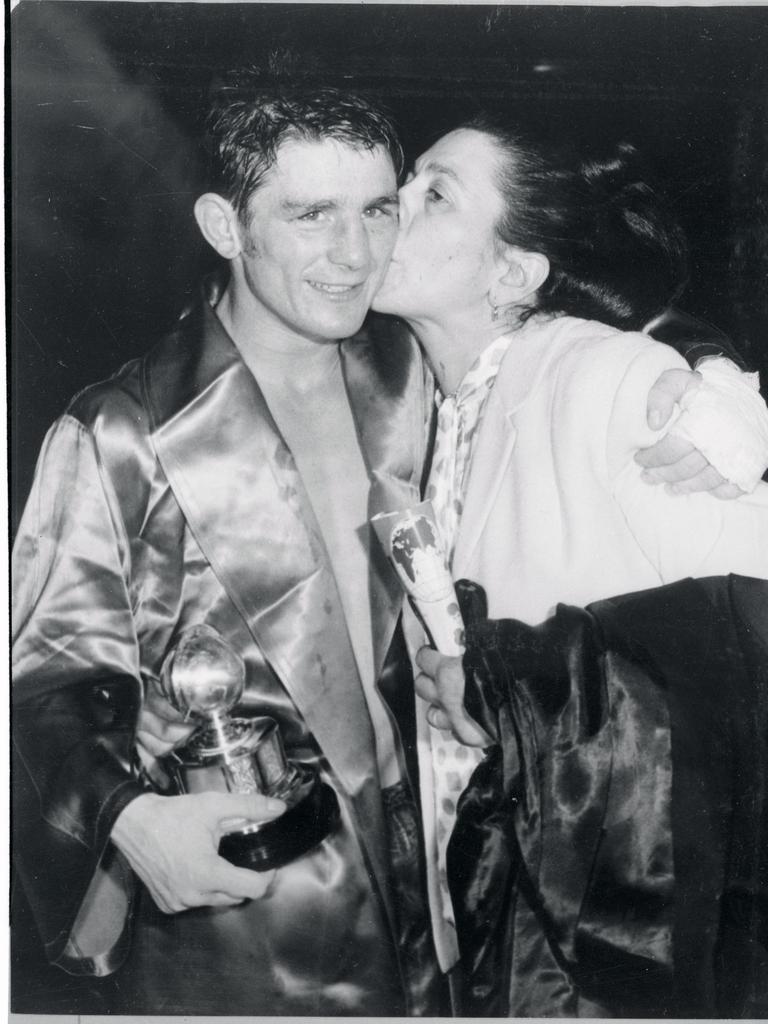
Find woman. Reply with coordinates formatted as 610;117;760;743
372;118;768;1016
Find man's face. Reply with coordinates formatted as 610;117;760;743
236;138;399;344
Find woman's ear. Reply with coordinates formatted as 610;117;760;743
193;193;243;260
494;247;550;306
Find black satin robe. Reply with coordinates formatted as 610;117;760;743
12;302;437;1015
449;575;768;1018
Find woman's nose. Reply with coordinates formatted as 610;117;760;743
396;183;415;228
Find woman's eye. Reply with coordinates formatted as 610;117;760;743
426;187;445;204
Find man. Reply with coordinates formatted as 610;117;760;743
12;86;440;1016
11;84;763;1016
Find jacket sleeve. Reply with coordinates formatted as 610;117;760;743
12;414;146;974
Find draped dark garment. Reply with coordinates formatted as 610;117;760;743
449;575;768;1018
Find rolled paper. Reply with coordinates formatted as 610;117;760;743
371;501;465;656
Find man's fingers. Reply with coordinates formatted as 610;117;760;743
136;700;197;758
415;646;442;676
208;863;277;902
414;672;439;705
641;449;709;486
135;731;170;761
427;702;486;747
666;464;729;496
646;368;702;430
136;714;194;750
636;428;744;497
202;892;249;908
426;704;451;730
143;685;189;724
204;791;286;829
635;433;699;473
712;481;746;500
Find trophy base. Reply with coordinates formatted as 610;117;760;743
218;774;341;871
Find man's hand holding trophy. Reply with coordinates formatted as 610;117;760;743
135;624;340;874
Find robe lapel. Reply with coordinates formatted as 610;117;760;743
342;318;429;681
142;305;379;807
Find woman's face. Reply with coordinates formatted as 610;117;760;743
372;128;507;323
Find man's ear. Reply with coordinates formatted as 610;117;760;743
193;193;243;260
493;247;550;306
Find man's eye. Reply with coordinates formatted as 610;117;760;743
364;204;396;220
298;210;324;222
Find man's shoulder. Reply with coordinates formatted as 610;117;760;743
65;355;147;430
344;314;426;393
65;311;199;431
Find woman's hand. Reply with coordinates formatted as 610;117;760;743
415;646;491;747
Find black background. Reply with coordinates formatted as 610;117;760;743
10;3;768;532
8;2;768;1011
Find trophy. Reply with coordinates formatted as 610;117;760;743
158;624;340;871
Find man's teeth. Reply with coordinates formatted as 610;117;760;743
310;282;358;293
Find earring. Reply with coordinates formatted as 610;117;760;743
491;303;501;322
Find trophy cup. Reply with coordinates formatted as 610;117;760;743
158;624;340;871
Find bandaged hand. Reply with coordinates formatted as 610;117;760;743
638;360;768;496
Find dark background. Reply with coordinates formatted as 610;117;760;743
8;2;768;1012
10;2;768;535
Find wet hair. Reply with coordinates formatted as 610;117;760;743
462;114;690;330
205;85;404;223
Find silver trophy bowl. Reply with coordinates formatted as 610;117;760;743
158;624;340;870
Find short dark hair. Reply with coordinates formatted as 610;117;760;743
206;85;404;222
463;114;690;330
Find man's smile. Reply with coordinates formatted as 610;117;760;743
307;280;366;296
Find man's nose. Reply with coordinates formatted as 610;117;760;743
328;217;370;270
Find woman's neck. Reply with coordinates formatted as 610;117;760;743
404;310;517;394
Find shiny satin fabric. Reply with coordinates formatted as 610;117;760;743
12;302;436;1014
449;575;768;1017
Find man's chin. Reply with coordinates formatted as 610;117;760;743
370;281;406;317
370;293;394;316
317;308;370;340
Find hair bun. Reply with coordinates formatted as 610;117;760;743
578;144;683;270
463;115;689;329
579;142;644;197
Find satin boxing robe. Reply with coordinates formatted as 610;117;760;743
12;302;434;1016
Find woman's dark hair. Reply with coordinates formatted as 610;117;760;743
463;114;690;330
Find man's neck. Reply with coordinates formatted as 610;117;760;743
215;283;339;392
